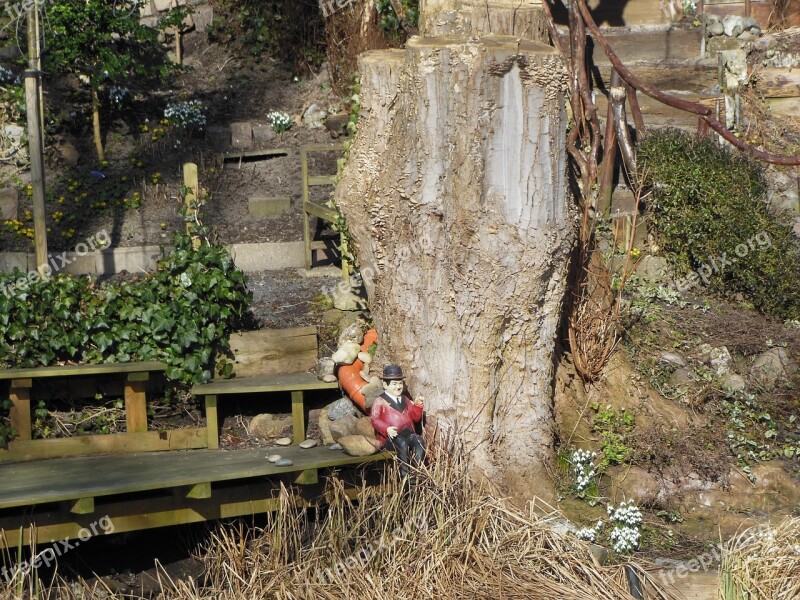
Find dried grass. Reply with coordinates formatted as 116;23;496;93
720;517;800;600
2;447;682;599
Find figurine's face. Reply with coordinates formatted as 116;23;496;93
383;379;404;396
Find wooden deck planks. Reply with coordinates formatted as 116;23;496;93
191;371;338;395
0;361;165;380
0;446;386;509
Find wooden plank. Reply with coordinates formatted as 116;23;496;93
8;382;32;441
0;361;165;380
0;428;208;463
756;68;800;98
0;481;374;549
304;201;339;222
300;142;346;153
205;395;219;450
219;148;290;160
124;377;148;434
767;97;800;118
228;327;318;378
191;371;339;396
185;482;211;499
0;447;387;509
308;175;337;186
291;390;304;444
69;497;95;515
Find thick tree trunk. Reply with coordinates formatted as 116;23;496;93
334;23;573;500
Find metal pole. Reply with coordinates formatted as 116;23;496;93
25;2;48;272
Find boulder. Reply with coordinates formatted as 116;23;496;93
58;142;80;166
329;414;359;441
339;435;380;457
355;417;377;439
327;397;358;421
249;414;293;439
252;123;276;144
749;347;792;389
302;103;327;129
230;122;253;149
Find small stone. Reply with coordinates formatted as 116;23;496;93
355;417;377;439
299;439;318;449
669;368;695;392
252;123;276;144
275;437;292;446
230;122;253;149
275;458;294;467
250;414;293;439
707;20;724;36
323;308;346;325
267;454;281;463
659;352;687;368
318;408;335;445
327;398;358;421
302;103;327;129
329;443;343;450
324;113;349;138
322;374;338;383
738;31;756;42
723;15;744;37
721;373;747;392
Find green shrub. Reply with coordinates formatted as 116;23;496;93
638;129;800;320
0;234;251;384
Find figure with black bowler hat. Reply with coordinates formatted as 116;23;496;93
370;364;425;479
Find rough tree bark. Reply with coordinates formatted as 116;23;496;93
334;7;573;500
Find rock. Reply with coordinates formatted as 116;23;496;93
355;417;376;439
252;123;276;144
707;20;725;36
338;321;365;346
3;124;24;145
333;280;368;311
323;308;346;325
317;408;334;445
722;15;744;37
738;31;757;42
275;458;294;467
606;465;662;505
325;113;349;138
250;414;293;439
721;373;746;392
230;122;253;149
192;3;214;32
329;442;343;450
327;397;358;421
707;36;743;54
0;188;18;221
339;435;380;457
315;356;335;379
299;439;318;449
58;142;80;166
749;347;792;389
635;255;670;282
302;103;327;129
331;341;360;365
339;313;368;334
329;414;359;441
275;437;292;446
267;454;281;463
697;344;733;376
740;16;759;30
322;374;338;383
659;352;687;368
748;26;761;37
669;367;695;392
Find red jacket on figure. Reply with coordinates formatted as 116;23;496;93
370;393;423;446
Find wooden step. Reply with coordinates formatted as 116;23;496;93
559;25;704;64
595;60;719;96
595;88;718;131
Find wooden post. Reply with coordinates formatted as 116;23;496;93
205;395;219;449
183;162;201;249
291;391;304;444
9;379;33;441
597;70;618;216
124;373;149;433
25;3;47;272
300;147;312;269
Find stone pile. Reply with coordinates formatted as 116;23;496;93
705;14;762;53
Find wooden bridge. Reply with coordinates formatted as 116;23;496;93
0;327;386;549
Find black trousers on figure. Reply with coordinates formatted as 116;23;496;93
384;431;425;478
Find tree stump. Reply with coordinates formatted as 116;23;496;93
335;30;572;499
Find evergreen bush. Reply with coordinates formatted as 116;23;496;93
638;128;800;320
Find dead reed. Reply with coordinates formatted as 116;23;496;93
720;517;800;600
